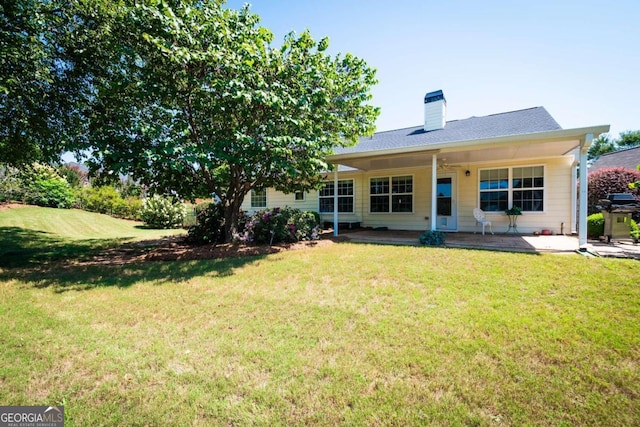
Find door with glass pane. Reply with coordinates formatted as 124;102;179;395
436;175;457;230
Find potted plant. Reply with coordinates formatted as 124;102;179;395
504;206;522;233
505;206;522;216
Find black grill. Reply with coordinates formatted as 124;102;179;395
597;193;640;243
598;193;640;213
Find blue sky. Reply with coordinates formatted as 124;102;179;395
225;0;639;138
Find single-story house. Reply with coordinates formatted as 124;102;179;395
590;145;640;172
241;90;609;249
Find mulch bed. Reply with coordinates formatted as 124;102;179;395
103;236;338;264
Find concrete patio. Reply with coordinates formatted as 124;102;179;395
334;228;640;259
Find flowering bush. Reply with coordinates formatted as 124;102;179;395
18;163;75;208
239;207;321;245
186;202;226;245
140;195;187;229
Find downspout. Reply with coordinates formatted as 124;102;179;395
571;159;578;234
333;167;339;237
431;153;438;231
578;133;593;250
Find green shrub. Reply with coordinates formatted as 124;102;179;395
19;163;75;208
0;165;22;202
77;186;120;214
140;195;187;229
186;203;226;245
242;207;321;245
587;213;605;239
419;230;446;246
75;186;141;220
587;213;639;240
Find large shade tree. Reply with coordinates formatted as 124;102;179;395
0;0;118;165
86;0;379;239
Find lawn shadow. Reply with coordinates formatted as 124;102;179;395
0;226;266;291
0;226;131;268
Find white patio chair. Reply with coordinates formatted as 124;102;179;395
473;208;493;235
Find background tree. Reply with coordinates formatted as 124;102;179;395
617;130;640;149
588;134;616;161
588;130;640;162
86;1;379;239
0;0;121;166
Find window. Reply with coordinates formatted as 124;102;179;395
512;166;544;211
251;188;267;208
479;166;544;212
370;175;413;213
294;191;305;201
479;168;508;212
319;180;354;213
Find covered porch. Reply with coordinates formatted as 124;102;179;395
327;126;608;251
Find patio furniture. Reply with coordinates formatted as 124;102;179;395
473;208;493;235
505;207;522;234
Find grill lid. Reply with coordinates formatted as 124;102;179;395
598;193;640;212
607;193;637;204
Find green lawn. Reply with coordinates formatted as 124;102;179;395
0;206;185;268
1;207;639;426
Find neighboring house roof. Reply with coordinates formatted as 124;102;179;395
335;106;562;155
590;146;640;172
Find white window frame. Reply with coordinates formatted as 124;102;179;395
369;175;414;214
250;188;267;209
478;165;545;213
294;191;305;202
318;179;355;214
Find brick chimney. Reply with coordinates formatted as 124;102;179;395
424;90;446;131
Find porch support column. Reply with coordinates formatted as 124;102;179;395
431;153;438;231
571;160;578;234
578;133;593;250
333;167;339;237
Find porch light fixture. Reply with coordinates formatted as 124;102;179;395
465;170;471;177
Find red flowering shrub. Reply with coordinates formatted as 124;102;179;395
583;167;640;214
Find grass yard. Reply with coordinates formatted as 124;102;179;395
1;206;639;425
0;206;185;268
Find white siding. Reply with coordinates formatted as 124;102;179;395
458;158;574;234
240;188;319;214
242;157;574;234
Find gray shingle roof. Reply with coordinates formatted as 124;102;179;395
590;146;640;172
336;106;562;155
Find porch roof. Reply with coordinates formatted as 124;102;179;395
328;107;609;171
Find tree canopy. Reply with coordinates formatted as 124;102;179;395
0;0;118;165
2;0;380;239
588;130;640;161
617;130;640;149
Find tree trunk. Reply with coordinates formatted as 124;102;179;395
222;196;244;242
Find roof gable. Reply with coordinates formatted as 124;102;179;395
336;106;562;155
